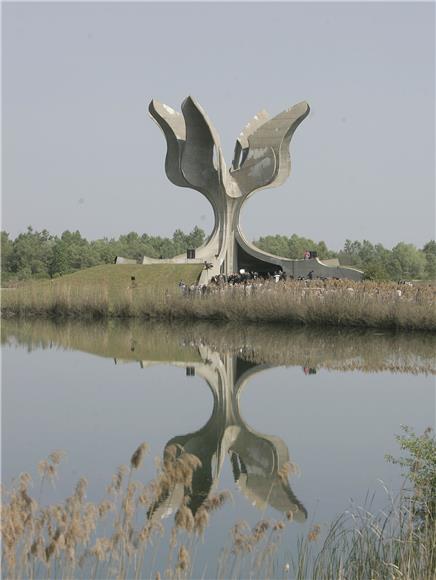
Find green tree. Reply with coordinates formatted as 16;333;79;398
90;239;117;264
339;240;362;267
49;240;71;276
359;240;377;263
255;233;335;260
255;235;290;258
287;234;307;258
186;226;205;249
172;229;189;254
389;242;426;279
9;226;53;279
422;240;436;279
316;240;334;260
363;260;389;281
117;232;144;261
1;231;13;276
386;426;436;524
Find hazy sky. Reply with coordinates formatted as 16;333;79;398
2;1;435;249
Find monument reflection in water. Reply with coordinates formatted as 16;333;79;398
125;345;307;524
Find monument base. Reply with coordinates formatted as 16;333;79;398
115;238;363;283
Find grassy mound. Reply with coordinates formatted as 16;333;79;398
1;264;204;319
45;264;203;291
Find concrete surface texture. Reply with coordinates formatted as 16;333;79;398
143;96;362;282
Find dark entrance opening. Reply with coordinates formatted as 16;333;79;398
236;243;283;277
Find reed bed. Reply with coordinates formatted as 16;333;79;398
2;431;435;580
2;318;435;375
2;279;435;331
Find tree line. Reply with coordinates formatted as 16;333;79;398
1;227;435;281
0;227;205;281
254;234;436;281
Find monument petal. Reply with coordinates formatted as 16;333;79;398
148;99;188;188
231;101;310;195
180;96;227;193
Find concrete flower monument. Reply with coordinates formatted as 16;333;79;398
136;96;362;281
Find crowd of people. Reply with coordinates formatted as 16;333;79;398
210;270;288;285
177;269;345;296
207;268;338;285
175;272;430;303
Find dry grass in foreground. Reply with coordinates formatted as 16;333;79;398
2;278;435;331
2;429;435;579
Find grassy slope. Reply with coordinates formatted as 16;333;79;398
46;264;203;291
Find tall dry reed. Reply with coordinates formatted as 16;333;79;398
2;431;435;579
2;279;435;331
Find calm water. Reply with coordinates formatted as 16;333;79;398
2;320;435;576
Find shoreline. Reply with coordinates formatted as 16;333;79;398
2;312;435;333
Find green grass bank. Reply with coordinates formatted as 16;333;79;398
41;263;203;290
